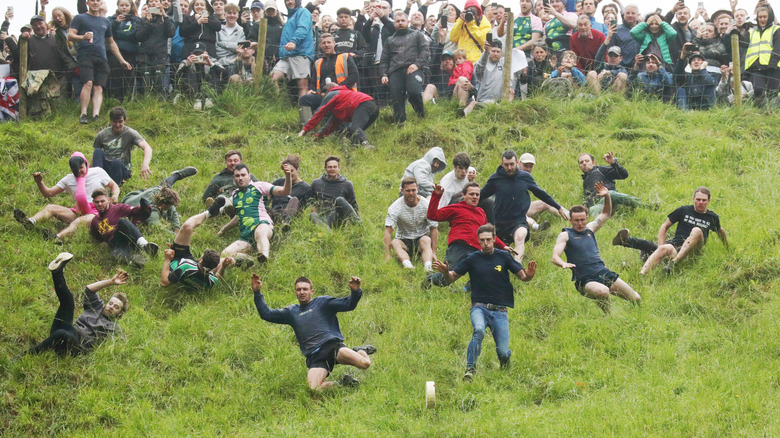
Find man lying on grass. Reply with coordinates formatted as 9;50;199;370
252;274;376;390
26;252;129;357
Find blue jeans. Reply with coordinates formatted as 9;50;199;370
467;305;511;368
92;148;131;186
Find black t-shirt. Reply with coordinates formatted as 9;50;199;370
454;249;523;308
271;178;312;210
668;205;721;242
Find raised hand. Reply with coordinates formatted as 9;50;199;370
251;273;262;290
594;181;609;198
112;270;130;285
349;276;362;291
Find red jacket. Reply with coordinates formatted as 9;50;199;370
427;192;507;250
449;60;474;86
303;85;374;138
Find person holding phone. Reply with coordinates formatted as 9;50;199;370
137;0;175;95
215;3;247;79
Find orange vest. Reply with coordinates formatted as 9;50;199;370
314;53;357;92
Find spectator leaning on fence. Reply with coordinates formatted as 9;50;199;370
270;0;314;97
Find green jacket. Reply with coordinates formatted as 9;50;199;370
630;21;677;65
121;186;180;233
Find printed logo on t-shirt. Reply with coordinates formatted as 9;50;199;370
494;265;502;272
96;218;116;235
683;214;712;230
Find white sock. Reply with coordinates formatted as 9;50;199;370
532;223;540;230
136;237;148;247
29;217;37;225
424;261;433;272
402;260;414;269
204;210;212;219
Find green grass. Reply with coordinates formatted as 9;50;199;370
2;87;779;436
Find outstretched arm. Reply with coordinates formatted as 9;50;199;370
586;182;611;233
271;164;293;197
217;215;239;236
33;172;65;198
656;219;674;246
325;277;364;312
514;261;537;282
138;140;153;179
552;231;575;269
432;259;461;285
86;270;129;293
213;257;235;279
718;227;728;249
252;274;294;324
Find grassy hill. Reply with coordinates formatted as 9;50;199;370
1;87;779;436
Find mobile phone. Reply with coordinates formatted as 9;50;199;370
697;1;704;8
149;6;161;14
201;10;209;17
440;14;447;28
610;19;617;26
486;33;493;44
238;40;251;48
543;0;549;7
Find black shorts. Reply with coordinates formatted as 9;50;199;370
305;340;346;374
496;221;529;245
171;242;195;261
78;54;110;87
400;237;423;256
666;239;685;251
574;268;619;296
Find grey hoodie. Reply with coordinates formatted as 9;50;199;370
402;147;447;197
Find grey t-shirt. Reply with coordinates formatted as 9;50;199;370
93;126;146;174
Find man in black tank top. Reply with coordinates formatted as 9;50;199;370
552;182;641;314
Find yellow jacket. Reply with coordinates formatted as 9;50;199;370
449;16;492;63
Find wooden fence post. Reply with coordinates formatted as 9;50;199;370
501;9;514;103
730;32;742;106
254;18;268;91
19;37;28;120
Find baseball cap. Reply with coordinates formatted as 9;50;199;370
687;53;705;63
30;15;46;24
264;0;278;12
607;46;621;56
441;51;454;59
519;153;536;164
192;42;207;54
251;1;264;10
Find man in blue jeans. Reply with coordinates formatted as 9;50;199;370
433;224;536;380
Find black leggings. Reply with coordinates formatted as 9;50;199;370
28;270;79;356
347;100;379;144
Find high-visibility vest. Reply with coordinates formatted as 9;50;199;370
315;53;357;92
745;25;780;70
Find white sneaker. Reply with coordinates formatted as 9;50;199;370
172;93;181;104
204;98;214;109
193;99;203;111
48;252;74;271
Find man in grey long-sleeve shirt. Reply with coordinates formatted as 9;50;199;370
578;152;641;216
458;40;512;118
253;274;376;390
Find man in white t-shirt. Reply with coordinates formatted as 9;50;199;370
438;152;477;208
14;152;120;243
384;177;438;271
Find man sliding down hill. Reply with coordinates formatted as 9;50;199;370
252;274;376;390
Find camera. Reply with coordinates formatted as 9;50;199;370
464;11;474;22
195;54;206;63
689;44;698;52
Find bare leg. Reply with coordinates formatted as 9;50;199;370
221;239;252;258
462;100;478;116
336;347;371;369
640;243;677;276
296;78;309;98
57;214;94;239
512;227;528;263
583;281;611;314
527;200;561;218
422;84;438;103
454;77;470;106
418;236;433;265
672;227;704;263
253;223;274;259
92;85;104;117
609;278;641;303
174;211;210;247
587;71;601;94
614;73;628;92
307;368;333;390
32;204;79;224
269;71;284;94
391;239;412;265
80;81;93;115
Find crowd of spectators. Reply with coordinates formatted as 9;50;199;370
0;0;776;122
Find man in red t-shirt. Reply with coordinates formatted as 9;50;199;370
569;15;605;72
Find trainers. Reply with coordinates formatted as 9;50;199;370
144;242;159;258
234;257;255;270
79;114;89;124
207;195;226;217
92;115;100;123
612;228;630;246
361;140;376;149
173;166;198;180
48;252;74;272
203;98;214;109
281;223;291;233
463;367;476;381
538;221;551;231
193;99;203;111
257;253;268;265
172;93;182;104
223;203;236;218
456;108;466;118
14;209;34;230
204;197;215;208
352;345;377;355
339;375;360;388
499;357;511;369
129;253;147;268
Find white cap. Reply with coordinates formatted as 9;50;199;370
519;153;536;164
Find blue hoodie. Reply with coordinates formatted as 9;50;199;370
279;2;314;60
481;165;561;227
